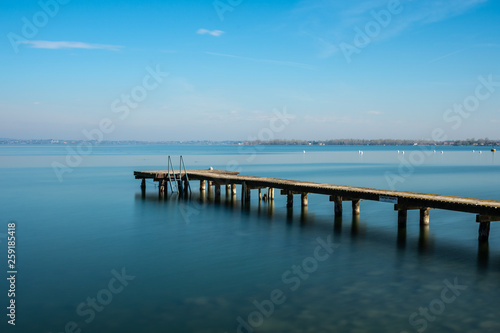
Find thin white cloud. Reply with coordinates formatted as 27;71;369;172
206;52;316;70
18;40;123;51
428;43;500;63
292;0;488;58
367;110;383;115
197;29;225;37
428;48;467;63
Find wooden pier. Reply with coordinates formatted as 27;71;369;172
134;169;500;242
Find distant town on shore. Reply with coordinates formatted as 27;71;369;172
0;138;498;147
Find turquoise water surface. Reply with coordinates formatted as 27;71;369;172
0;144;499;333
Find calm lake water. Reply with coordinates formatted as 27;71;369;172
1;144;499;333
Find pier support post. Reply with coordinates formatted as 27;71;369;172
334;216;342;235
258;188;262;201
476;215;499;242
398;210;407;226
478;222;491;242
397;225;406;250
419;225;430;252
301;193;308;207
231;184;237;196
478;241;489;269
225;184;231;197
352;200;360;216
200;180;206;191
420;208;430;226
141;178;146;192
245;186;251;203
287;191;293;208
177;180;184;196
332;196;343;217
268;200;275;216
268;188;274;200
207;181;213;200
351;215;360;236
301;205;308;223
214;184;221;199
159;179;166;198
241;182;250;203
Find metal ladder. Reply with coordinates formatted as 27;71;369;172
180;155;192;195
166;155;191;195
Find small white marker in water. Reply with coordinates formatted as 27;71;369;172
479;151;483;154
397;150;400;153
303;150;306;154
473;150;475;153
441;151;444;154
402;151;405;154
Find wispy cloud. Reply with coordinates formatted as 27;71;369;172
428;48;467;63
197;29;225;37
206;52;316;70
18;40;123;51
292;0;488;58
367;110;383;115
428;43;500;63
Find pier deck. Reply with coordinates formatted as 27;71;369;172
134;169;500;241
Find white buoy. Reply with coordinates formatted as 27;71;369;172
397;150;400;154
479;151;483;154
402;151;405;154
303;150;306;154
441;151;444;154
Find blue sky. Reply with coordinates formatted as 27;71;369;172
1;0;499;141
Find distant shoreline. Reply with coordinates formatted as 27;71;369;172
0;138;498;147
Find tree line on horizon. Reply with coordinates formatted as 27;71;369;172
1;138;498;146
242;138;498;146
